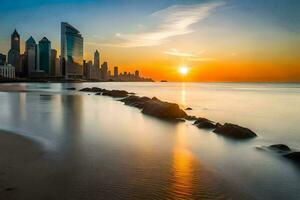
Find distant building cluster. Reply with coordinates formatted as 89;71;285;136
0;22;152;82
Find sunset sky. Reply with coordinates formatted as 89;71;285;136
0;0;299;82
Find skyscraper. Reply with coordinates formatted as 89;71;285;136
135;70;140;77
61;22;83;79
51;49;57;76
8;29;21;76
94;50;100;69
0;54;6;65
114;66;118;78
101;61;108;80
39;37;51;74
26;36;37;76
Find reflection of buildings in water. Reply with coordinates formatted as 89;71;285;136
170;125;194;199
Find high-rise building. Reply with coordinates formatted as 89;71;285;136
135;70;140;77
25;36;37;76
94;50;100;69
61;22;83;79
8;29;21;76
0;54;6;65
114;66;118;78
101;61;108;80
84;60;92;80
39;37;51;74
51;49;57;76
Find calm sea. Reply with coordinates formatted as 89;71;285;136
0;82;299;200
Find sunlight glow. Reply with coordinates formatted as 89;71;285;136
179;66;189;75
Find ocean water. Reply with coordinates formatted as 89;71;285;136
0;82;299;200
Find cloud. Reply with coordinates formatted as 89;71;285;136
164;48;214;62
164;48;195;57
111;2;224;47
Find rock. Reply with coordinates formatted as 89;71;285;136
65;87;76;90
196;121;216;129
79;87;106;93
185;115;198;121
5;187;16;191
213;123;257;139
185;107;192;110
141;97;188;120
79;87;91;92
283;152;300;164
193;117;216;129
102;90;130;98
120;96;151;108
269;144;291;152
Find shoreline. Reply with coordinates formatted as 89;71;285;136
0;130;44;199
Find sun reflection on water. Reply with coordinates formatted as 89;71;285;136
170;125;194;199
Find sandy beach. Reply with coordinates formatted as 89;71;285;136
0;130;44;199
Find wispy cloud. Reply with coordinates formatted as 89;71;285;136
109;2;224;47
164;48;196;57
164;48;214;62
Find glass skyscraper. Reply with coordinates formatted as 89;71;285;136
39;37;51;74
61;22;83;78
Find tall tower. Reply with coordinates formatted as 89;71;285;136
51;49;57;76
61;22;83;79
114;66;118;78
8;29;21;76
11;29;20;53
39;37;51;74
94;50;100;69
25;36;37;75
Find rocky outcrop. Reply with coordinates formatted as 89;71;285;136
283;152;300;164
141;97;188;119
79;87;107;93
213;123;257;139
120;96;187;120
102;90;130;98
119;96;151;108
193;117;216;129
269;144;291;152
65;87;76;90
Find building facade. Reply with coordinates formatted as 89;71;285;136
39;37;51;74
0;54;6;65
0;64;15;79
8;30;21;76
51;49;57;76
61;22;83;79
100;61;108;80
26;36;38;76
114;66;118;78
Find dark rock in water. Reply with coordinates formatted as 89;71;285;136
185;107;192;110
283;152;300;164
102;90;130;98
193;117;216;129
79;87;92;92
269;144;291;152
185;115;198;121
213;123;257;139
79;87;106;93
120;96;151;108
66;87;76;90
141;97;188;119
196;121;216;129
5;187;16;191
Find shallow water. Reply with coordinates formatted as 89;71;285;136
0;82;300;199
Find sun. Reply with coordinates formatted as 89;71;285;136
179;66;189;75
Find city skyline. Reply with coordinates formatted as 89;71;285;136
0;0;300;82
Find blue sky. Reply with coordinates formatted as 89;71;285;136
0;0;299;81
